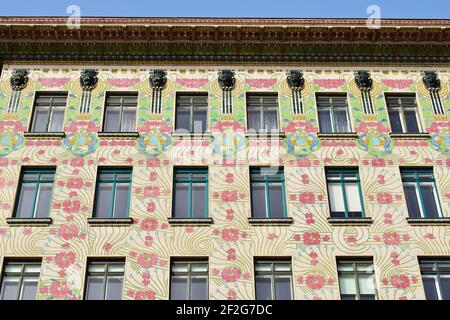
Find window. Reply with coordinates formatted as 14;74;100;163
386;94;421;134
13;168;55;219
84;260;124;300
337;259;377;300
30;93;67;132
175;93;208;133
326;168;365;218
401;169;442;219
173;168;208;219
316;94;351;133
170;259;208;300
250;167;287;219
255;259;292;300
247;94;279;133
93;168;132;219
419;259;450;300
0;260;41;300
103;93;138;132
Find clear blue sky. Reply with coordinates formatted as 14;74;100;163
0;0;448;18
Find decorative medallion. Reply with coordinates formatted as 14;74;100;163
63;121;99;157
137;121;172;157
211;121;246;158
0;121;26;157
283;122;320;158
355;122;393;157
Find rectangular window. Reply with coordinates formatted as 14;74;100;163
0;260;41;300
250;167;287;219
170;259;208;300
175;93;208;133
13;168;55;219
85;260;124;300
255;259;292;300
419;258;450;300
337;259;377;300
401;169;442;219
173;168;208;219
30;93;67;132
247;94;279;133
316;94;351;133
103;93;138;132
386;94;421;134
93;168;132;219
326;168;365;218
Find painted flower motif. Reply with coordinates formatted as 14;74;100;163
226;209;234;221
57;224;79;241
227;289;237;300
372;159;385;167
137;253;158;268
62;200;81;214
383;231;401;245
303;232;321;245
149;172;158;182
227;248;236;261
55;252;76;269
346;236;357;244
299;192;315;204
305;275;326;290
390;275;410;289
176;78;209;88
267;233;278;240
147;202;156;213
134;291;156;300
225;173;234;184
377;193;393;204
103;242;112;251
314;79;345;89
245;78;277;89
221;190;238;202
221;228;240;242
384;213;393;225
70;158;84;167
107;78;140;87
381;79;414;89
66;177;83;189
221;267;241;282
301;174;310;184
144;186;160;198
425;233;435;240
140;218;158;232
37;77;71;87
50;280;71;299
305;213;315;224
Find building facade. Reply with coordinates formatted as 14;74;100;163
0;17;449;300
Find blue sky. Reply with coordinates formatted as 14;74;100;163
0;0;448;18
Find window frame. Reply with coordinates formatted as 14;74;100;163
102;92;138;133
325;168;365;218
92;167;133;219
172;167;209;219
169;258;209;300
315;93;352;134
29;92;68;133
400;168;443;219
84;259;125;300
12;167;56;219
0;259;42;300
385;93;422;134
419;258;450;300
174;92;209;134
337;258;377;300
249;167;287;219
246;93;280;133
254;258;293;300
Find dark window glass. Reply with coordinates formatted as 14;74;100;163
337;260;376;300
250;168;286;219
316;95;350;133
14;169;55;219
419;259;450;300
85;261;124;300
255;260;292;300
31;93;67;132
386;95;421;133
170;260;208;300
175;94;208;133
173;168;208;219
401;169;442;219
93;168;132;219
326;169;364;218
247;94;279;133
0;261;41;300
103;93;138;132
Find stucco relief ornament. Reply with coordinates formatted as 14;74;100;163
149;69;168;89
80;69;98;91
137;121;172;157
10;69;29;91
286;70;305;91
354;70;373;91
282;122;320;158
422;71;441;91
218;70;236;90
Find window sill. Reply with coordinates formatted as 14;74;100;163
87;218;134;226
406;218;450;226
317;132;358;139
248;217;293;225
171;132;212;139
389;133;430;139
6;218;53;226
97;132;139;138
167;218;214;225
245;132;286;139
24;132;65;138
327;217;373;226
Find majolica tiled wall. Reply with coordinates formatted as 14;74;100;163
0;65;449;300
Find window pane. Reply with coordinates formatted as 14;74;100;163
192;183;206;218
32;108;50;132
191;264;208;273
0;277;20;300
339;274;356;295
15;183;37;218
105;277;123;300
191;276;207;300
170;276;188;300
172;264;189;273
34;183;53;218
113;183;130;218
174;183;189;218
122;109;136;132
49;108;65;132
388;111;403;133
107;264;124;273
333;109;349;132
404;110;419;133
21;277;38;300
175;107;191;132
318;109;332;133
255;276;272;300
358;274;375;295
268;183;284;218
95;183;113;218
193;109;207;133
251;183;267;218
255;263;272;272
345;183;362;217
440;277;450;300
422;277;439;300
420;183;441;218
328;183;345;217
274;277;291;300
274;264;291;272
403;183;422;218
247;109;261;131
86;277;105;300
104;108;121;132
264;109;278;132
337;263;354;272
